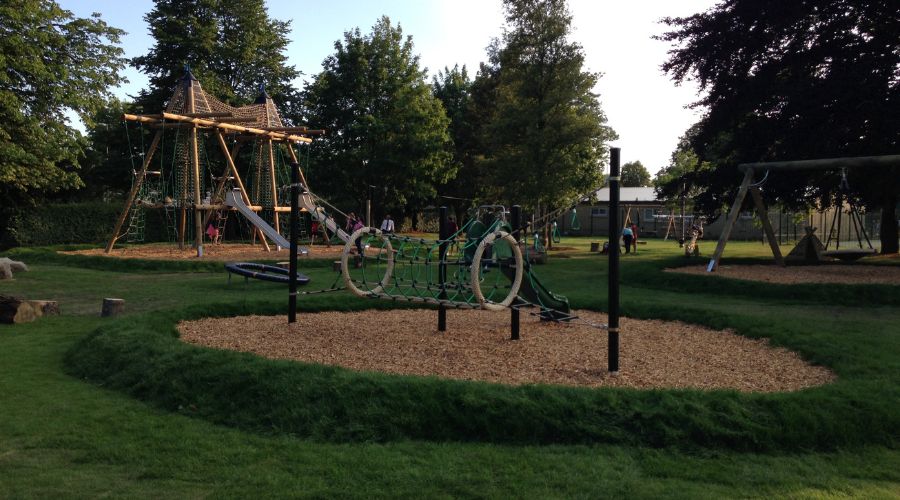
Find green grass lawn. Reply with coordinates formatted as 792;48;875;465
1;240;898;498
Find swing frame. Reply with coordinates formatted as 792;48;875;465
707;155;900;272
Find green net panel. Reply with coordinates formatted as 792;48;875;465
339;219;524;310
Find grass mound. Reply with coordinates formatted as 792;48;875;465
65;300;898;452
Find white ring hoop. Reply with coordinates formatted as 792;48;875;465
342;227;394;297
470;230;524;311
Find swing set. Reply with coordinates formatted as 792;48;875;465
708;155;897;271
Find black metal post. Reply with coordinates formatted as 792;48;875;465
288;161;300;324
510;205;521;341
608;148;621;374
438;206;448;332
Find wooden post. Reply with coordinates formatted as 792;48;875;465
707;168;755;272
211;132;268;250
187;81;204;257
105;131;163;253
285;143;311;190
202;139;242;229
750;186;785;266
267;139;281;248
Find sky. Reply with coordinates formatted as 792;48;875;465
61;0;718;174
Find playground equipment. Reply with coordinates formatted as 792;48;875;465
707;155;898;271
224;262;310;284
107;68;320;256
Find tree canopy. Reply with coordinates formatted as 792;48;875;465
132;0;299;113
476;0;616;210
620;161;651;187
0;0;125;203
659;0;899;251
301;17;453;220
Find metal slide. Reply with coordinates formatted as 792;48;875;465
500;264;572;321
224;188;308;254
297;192;352;243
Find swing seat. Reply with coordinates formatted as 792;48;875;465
821;248;877;261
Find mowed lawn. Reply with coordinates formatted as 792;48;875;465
1;240;899;498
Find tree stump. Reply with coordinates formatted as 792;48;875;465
101;298;125;317
0;296;59;324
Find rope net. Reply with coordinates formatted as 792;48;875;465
340;218;525;310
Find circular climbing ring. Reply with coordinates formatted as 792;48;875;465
470;230;524;311
341;227;394;297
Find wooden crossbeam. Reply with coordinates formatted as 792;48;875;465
123;112;313;143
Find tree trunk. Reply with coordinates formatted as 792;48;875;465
880;192;898;254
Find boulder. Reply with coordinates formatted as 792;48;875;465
0;258;28;280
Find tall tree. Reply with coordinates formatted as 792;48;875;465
659;0;900;253
479;0;617;211
80;98;142;199
132;0;299;113
0;0;125;204
620;161;651;187
432;65;483;217
301;17;453;222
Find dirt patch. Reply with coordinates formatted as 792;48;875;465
178;309;834;393
61;243;346;262
667;263;900;285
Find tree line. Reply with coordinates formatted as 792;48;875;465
1;0;897;251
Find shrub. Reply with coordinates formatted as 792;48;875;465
0;202;170;248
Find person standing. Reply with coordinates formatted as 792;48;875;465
630;223;639;253
622;225;633;254
380;214;395;234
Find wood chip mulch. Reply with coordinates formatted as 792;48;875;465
61;243;346;262
178;309;834;393
666;263;900;285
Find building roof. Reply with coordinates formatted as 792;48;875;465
592;187;658;203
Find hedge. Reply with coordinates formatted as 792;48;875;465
0;202;169;248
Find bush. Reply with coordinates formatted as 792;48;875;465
0;202;169;248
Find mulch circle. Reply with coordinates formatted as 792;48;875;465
178;309;834;393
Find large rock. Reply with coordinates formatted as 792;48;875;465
0;258;28;280
0;295;59;324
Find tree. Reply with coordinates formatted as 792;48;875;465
132;0;299;113
477;0;617;212
432;65;484;218
301;17;453;223
80;98;142;199
0;0;125;203
659;0;900;253
620;161;651;187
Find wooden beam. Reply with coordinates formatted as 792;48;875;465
105;130;163;253
750;187;785;266
123;113;312;143
212;131;270;251
202;139;241;229
262;127;326;135
267;139;281;247
707;168;755;272
188;85;204;257
285;143;310;191
739;155;900;172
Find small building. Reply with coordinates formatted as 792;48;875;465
555;186;799;241
555;187;671;237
